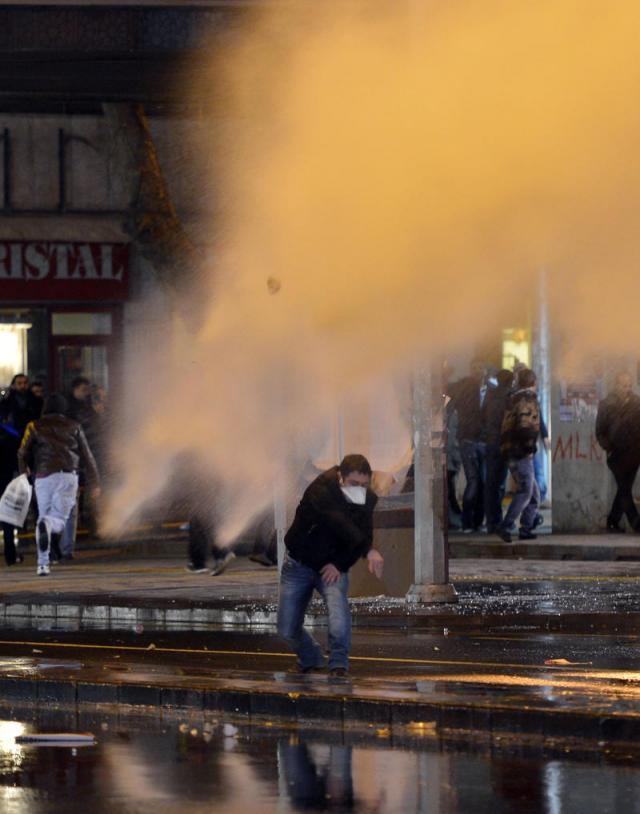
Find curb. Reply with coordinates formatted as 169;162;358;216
2;599;640;634
2;673;639;742
449;540;640;561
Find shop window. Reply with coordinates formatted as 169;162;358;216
56;345;109;393
502;327;531;371
52;312;112;336
0;323;31;388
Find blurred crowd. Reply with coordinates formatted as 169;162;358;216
445;360;549;543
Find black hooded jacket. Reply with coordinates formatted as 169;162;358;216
285;466;377;573
482;383;513;445
0;389;41;440
596;392;640;458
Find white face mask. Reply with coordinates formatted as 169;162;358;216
341;485;367;505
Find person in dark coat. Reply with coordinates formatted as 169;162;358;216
0;422;22;565
596;372;640;532
29;381;45;418
482;369;514;532
66;376;101;536
448;359;495;532
277;454;384;677
0;373;41;441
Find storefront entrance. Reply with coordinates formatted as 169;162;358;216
50;309;121;394
0;240;129;397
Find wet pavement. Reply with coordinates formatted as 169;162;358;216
2;555;640;635
0;624;639;743
2;701;640;812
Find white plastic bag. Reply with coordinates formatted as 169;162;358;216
0;474;33;527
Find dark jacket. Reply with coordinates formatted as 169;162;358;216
500;388;541;460
0;389;41;440
482;383;513;446
18;414;99;485
285;466;377;573
67;395;98;445
0;424;20;488
596;393;640;457
448;377;494;443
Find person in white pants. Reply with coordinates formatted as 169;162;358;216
18;393;99;576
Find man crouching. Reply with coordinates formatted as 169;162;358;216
277;454;384;678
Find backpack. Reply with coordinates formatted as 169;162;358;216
501;391;540;440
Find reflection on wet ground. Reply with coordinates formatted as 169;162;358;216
0;705;639;813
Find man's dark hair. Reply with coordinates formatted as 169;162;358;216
517;368;537;389
71;376;90;390
10;373;26;386
43;393;68;415
496;369;514;388
339;454;372;478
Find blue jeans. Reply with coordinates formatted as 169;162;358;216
277;556;351;671
501;455;540;533
534;447;548;503
460;440;487;529
485;442;507;531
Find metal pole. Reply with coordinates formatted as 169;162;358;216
406;363;458;604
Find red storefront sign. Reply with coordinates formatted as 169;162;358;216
0;241;130;300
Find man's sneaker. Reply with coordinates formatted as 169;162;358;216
210;551;236;576
185;564;209;574
518;529;538;540
496;527;512;543
36;564;50;577
608;523;626;534
37;520;49;553
462;527;474;535
329;668;349;679
533;512;545;530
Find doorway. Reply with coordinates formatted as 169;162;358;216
50;309;121;395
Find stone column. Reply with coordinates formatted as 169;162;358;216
406;364;458;604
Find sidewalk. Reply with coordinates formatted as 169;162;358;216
2;544;640;633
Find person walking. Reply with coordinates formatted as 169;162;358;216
446;405;463;529
448;359;495;532
482;369;514;533
277;454;384;678
496;369;542;542
596;372;640;532
18;394;99;576
186;511;237;576
66;376;101;536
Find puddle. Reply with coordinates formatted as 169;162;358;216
0;706;638;812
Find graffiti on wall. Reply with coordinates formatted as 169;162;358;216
552;431;604;464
